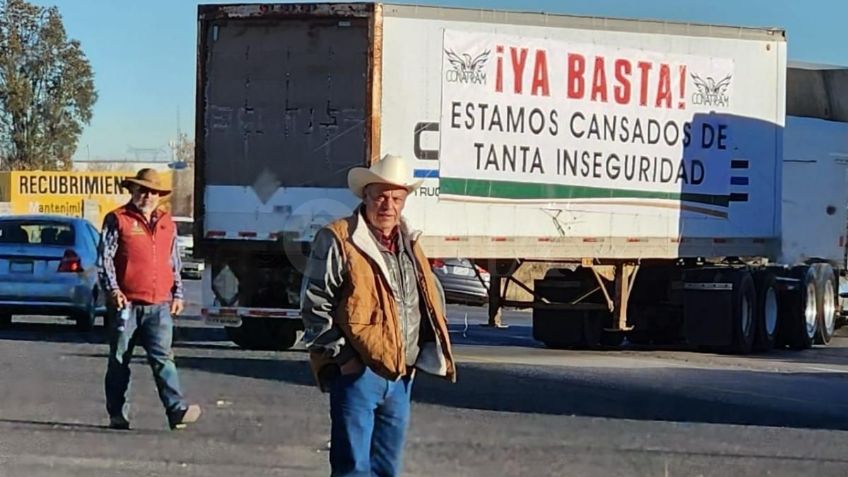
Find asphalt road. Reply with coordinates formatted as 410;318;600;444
0;280;847;476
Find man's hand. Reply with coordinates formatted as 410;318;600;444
170;298;184;316
339;357;364;376
109;290;128;309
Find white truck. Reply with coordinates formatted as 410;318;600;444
195;3;848;352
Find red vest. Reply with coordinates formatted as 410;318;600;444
112;205;176;304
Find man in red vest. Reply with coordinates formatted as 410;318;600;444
98;168;201;430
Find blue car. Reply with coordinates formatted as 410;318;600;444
0;215;106;331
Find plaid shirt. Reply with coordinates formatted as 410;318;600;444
96;204;184;300
370;225;399;254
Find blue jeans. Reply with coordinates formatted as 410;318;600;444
104;303;186;420
330;366;414;477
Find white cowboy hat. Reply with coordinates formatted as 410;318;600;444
347;154;423;199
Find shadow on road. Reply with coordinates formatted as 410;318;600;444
75;352;317;387
179;356;316;387
168;352;848;432
0;321;229;346
742;346;848;368
450;323;848;370
0;322;107;345
0;418;158;436
447;324;542;348
740;329;848;368
412;363;848;432
172;325;230;345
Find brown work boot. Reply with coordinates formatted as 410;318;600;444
168;404;202;430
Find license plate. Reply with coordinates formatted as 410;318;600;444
450;266;472;276
205;314;242;327
10;261;33;273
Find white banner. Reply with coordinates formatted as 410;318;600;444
439;30;740;208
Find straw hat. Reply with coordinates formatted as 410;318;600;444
347;154;422;199
121;168;171;195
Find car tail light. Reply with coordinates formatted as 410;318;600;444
475;265;491;280
430;259;446;270
58;250;83;273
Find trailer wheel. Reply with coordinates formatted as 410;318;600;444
533;268;607;349
225;318;301;351
782;266;818;350
534;310;604;349
728;270;756;354
813;263;837;345
752;272;779;352
225;322;257;349
600;330;625;347
271;321;301;350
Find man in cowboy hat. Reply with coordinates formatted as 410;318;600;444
97;168;201;430
301;154;456;476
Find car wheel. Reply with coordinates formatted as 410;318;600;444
74;301;96;332
0;313;11;328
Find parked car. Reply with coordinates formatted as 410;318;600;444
173;216;204;279
0;215;105;330
430;258;490;306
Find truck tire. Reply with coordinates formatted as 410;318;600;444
781;266;818;350
271;321;301;350
600;330;625;347
812;263;837;345
225;323;256;349
752;271;779;352
728;270;756;354
533;268;607;349
533;309;596;349
537;268;594;303
533;307;607;349
225;318;301;351
682;267;754;353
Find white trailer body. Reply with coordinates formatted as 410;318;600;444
197;3;787;260
379;6;786;260
780;115;848;266
195;3;845;352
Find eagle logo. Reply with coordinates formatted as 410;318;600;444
690;73;732;107
444;48;491;74
690;73;732;95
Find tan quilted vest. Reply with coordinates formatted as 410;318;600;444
309;214;455;383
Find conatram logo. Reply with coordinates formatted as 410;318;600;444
690;73;732;108
444;48;490;85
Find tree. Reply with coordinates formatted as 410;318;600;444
0;0;97;170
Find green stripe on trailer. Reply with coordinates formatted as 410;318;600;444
439;178;730;207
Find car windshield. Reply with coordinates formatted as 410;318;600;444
175;221;193;237
0;220;75;246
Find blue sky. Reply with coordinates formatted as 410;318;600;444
30;0;848;162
